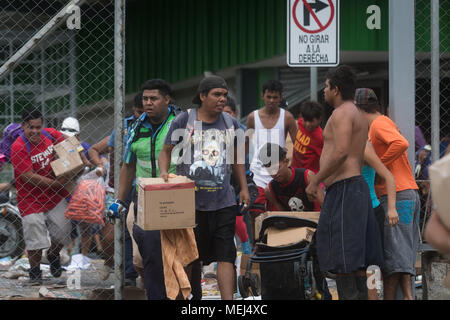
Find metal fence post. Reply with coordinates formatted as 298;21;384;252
310;67;318;101
389;0;416;170
431;0;440;164
114;0;126;300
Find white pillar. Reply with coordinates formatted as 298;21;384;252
389;0;415;169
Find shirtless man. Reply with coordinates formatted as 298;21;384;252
306;65;383;300
245;80;297;218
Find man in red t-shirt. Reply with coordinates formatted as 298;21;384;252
261;143;323;213
11;109;74;284
292;101;324;173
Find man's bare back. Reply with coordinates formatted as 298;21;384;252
320;101;368;187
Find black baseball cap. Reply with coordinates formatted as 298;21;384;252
192;75;228;105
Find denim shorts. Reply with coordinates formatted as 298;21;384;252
379;189;420;276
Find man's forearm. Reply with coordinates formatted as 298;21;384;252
20;172;63;190
381;140;408;166
88;148;103;167
117;163;136;202
88;136;110;167
158;147;171;175
232;163;248;192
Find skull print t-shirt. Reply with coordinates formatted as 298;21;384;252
165;110;243;211
267;168;319;212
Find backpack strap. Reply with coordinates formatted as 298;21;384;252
128;113;146;146
42;129;53;142
221;111;235;130
184;109;203;163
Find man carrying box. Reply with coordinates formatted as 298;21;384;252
159;75;250;300
11;109;78;284
107;79;188;300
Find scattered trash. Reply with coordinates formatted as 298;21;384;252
39;286;87;300
2;270;28;279
63;254;92;271
8;258;29;272
0;256;11;263
0;257;12;271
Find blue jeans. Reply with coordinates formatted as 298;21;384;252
132;224;167;300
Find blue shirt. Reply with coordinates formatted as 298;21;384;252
362;165;381;209
108;115;137;148
81;141;92;162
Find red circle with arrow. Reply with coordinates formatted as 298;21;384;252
293;0;335;34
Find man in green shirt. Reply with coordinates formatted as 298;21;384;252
107;79;181;300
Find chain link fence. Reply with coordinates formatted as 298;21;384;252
0;0;130;300
415;0;450;240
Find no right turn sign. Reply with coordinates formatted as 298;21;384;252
287;0;339;67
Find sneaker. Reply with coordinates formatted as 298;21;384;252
98;264;113;281
47;253;63;278
28;266;43;286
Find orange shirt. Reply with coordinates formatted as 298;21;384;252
369;115;418;197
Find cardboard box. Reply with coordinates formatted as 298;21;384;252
53;136;83;157
50;136;85;177
136;176;196;231
266;226;315;247
254;211;320;239
50;152;84;178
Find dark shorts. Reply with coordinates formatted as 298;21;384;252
316;176;384;274
195;206;237;266
373;204;385;251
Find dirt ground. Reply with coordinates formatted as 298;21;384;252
0;258;140;300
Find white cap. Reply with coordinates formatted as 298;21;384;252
60;117;80;136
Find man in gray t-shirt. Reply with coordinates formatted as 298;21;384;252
159;75;249;300
165;110;238;211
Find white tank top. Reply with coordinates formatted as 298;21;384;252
249;108;286;188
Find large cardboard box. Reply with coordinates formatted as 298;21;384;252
50;136;85;177
136;176;196;231
266;226;315;247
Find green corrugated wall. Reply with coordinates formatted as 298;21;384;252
73;0;450;105
125;0;287;93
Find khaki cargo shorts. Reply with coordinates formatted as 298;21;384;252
22;199;72;251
